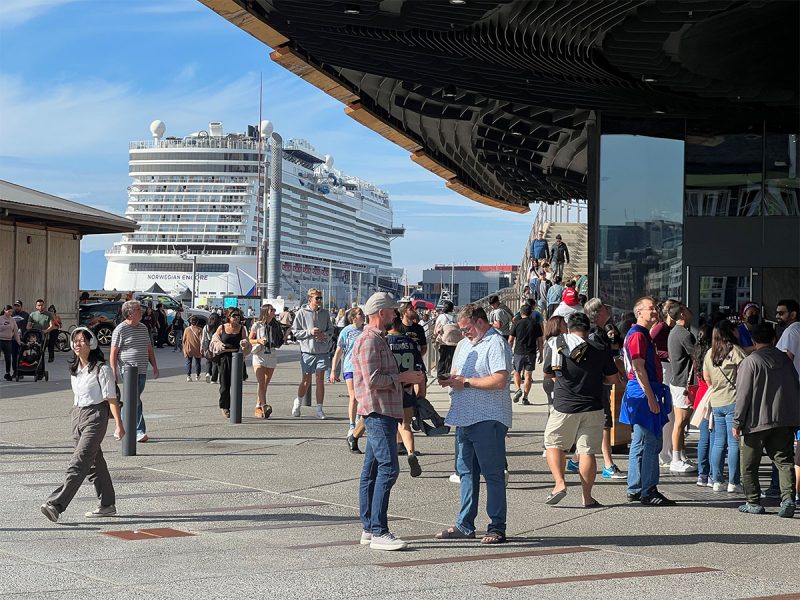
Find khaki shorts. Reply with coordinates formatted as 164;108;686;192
544;408;604;455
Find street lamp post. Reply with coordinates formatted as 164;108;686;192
180;252;197;309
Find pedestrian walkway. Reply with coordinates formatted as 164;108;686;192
1;347;798;598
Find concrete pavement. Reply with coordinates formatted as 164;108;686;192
1;345;798;599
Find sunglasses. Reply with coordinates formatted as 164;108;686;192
459;326;473;334
313;296;322;301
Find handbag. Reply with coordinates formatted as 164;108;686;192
205;334;225;363
685;364;699;406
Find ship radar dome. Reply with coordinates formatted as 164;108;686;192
324;154;334;169
150;120;166;139
260;120;274;138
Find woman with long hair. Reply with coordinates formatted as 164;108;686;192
703;320;746;492
142;306;157;345
692;324;715;486
214;309;250;418
202;313;220;383
40;328;123;523
249;304;283;419
182;315;204;382
330;306;365;452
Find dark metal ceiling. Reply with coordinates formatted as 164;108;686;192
205;0;799;211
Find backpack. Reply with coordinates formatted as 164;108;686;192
440;323;463;346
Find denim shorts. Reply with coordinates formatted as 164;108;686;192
300;352;331;375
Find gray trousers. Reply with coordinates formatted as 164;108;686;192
740;427;797;505
47;402;115;512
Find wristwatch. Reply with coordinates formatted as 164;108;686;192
463;379;471;389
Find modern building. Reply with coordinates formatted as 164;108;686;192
0;180;136;328
105;120;403;308
418;265;517;307
203;0;799;320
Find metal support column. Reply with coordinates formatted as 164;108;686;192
230;352;243;424
121;366;138;456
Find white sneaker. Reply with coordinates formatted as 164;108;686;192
727;483;743;494
360;530;372;545
669;460;698;473
291;398;301;417
369;532;408;551
448;473;461;484
85;504;116;518
316;404;326;420
186;375;192;382
205;373;211;383
194;374;201;381
712;481;725;492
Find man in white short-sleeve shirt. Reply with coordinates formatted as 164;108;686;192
776;299;800;382
438;304;512;544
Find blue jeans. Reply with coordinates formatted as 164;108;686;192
697;418;714;478
122;369;147;436
173;330;183;352
359;413;399;536
711;404;740;484
456;420;508;536
627;424;662;497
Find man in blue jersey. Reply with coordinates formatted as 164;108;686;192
530;230;550;261
620;296;676;506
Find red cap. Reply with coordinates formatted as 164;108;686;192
562;288;579;306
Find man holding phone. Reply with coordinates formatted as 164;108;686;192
436;304;512;544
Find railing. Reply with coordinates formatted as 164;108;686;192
470;287;522;314
130;138;260;150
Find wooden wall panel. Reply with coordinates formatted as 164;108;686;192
47;231;80;328
0;224;15;305
14;227;47;310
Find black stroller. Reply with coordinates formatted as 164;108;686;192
16;330;49;381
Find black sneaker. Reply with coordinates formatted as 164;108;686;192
521;398;531;406
512;389;523;403
3;374;11;381
641;490;676;506
347;434;362;454
41;502;60;523
397;443;408;456
407;454;422;478
627;492;641;502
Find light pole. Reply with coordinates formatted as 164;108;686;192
180;252;197;308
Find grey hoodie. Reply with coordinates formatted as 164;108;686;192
291;305;334;354
733;345;800;434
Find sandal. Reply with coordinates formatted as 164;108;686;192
434;526;475;540
481;530;507;544
545;488;567;505
582;499;604;508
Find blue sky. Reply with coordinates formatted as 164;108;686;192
0;0;536;289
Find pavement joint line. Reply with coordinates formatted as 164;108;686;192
376;546;598;568
139;465;453;529
134;501;327;516
512;504;614;536
484;566;720;588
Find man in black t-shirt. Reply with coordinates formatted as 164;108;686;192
399;302;428;358
542;312;620;507
508;304;543;405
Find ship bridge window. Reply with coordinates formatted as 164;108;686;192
129;263;229;273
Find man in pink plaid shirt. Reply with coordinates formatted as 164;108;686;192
353;292;424;552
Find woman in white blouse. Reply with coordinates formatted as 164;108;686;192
40;327;123;523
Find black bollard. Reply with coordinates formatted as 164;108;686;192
230;351;243;424
121;366;138;456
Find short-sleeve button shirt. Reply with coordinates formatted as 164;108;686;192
72;363;115;407
446;328;513;428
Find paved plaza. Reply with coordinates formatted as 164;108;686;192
1;346;798;599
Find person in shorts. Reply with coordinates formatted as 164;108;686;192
291;289;334;419
543;312;620;507
666;303;697;473
331;307;366;453
249;304;284;419
508;303;543;405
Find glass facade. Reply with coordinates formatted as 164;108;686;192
598;135;685;315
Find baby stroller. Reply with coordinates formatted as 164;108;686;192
16;330;49;381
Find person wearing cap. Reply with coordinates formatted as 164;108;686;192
352;292;424;551
736;302;761;354
437;303;513;544
542;312;621;507
40;327;123;523
550;234;570;280
551;286;584;319
488;294;514;340
11;301;29;377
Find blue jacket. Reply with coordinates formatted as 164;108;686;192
531;239;550;260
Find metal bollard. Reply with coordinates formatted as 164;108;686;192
121;366;138;456
230;351;243;424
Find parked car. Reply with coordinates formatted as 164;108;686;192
78;301;123;346
132;292;210;324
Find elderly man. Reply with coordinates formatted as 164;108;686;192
437;304;512;544
353;292;424;551
110;300;159;443
734;322;800;517
291;288;334;419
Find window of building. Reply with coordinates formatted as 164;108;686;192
470;282;488;302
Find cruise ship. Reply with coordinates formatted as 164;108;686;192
105;120;403;306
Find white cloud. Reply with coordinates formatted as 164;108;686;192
0;0;83;28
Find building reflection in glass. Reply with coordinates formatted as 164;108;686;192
599;135;684;315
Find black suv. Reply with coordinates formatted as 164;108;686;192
79;301;123;346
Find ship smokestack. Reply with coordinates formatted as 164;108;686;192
209;121;223;137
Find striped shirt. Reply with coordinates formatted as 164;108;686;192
352;325;403;420
446;328;513;428
111;321;152;374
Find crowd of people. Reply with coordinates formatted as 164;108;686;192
31;285;800;545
